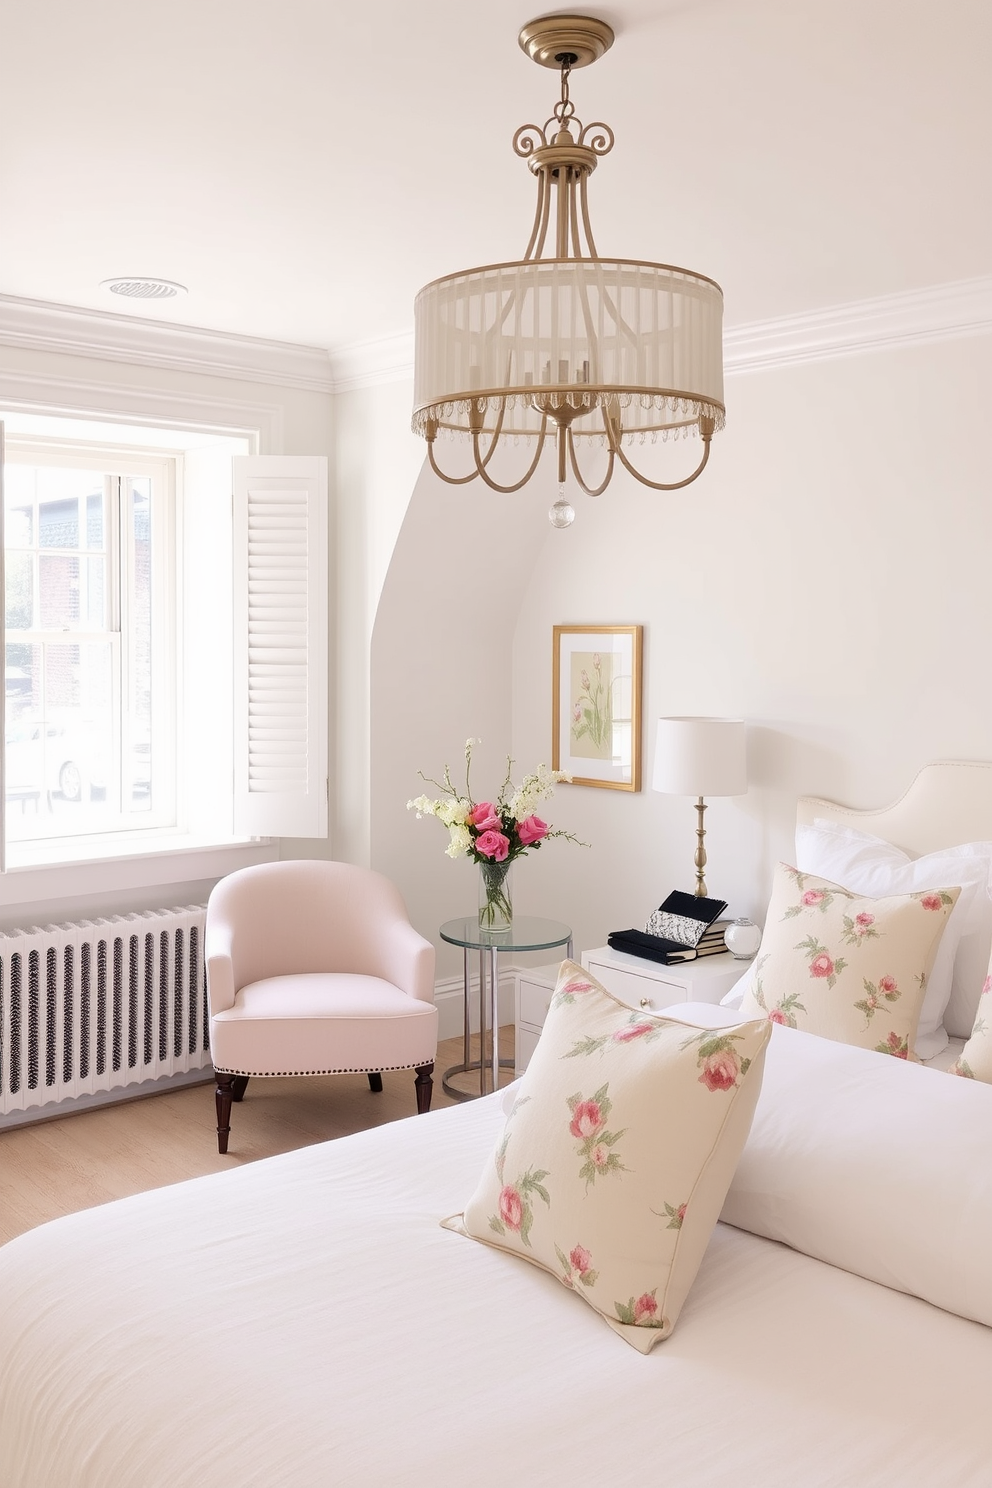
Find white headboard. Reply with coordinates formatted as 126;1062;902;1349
797;761;992;858
797;761;992;1038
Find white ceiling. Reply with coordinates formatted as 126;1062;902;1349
2;0;988;354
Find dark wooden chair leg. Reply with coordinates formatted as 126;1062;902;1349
215;1072;236;1154
414;1062;434;1114
231;1075;250;1102
367;1071;383;1093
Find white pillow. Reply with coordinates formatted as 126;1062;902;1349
793;822;992;1057
720;1017;992;1329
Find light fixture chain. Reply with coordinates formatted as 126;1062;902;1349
554;55;577;127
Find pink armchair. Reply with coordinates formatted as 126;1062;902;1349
205;861;437;1153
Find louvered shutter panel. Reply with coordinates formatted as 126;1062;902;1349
233;457;327;838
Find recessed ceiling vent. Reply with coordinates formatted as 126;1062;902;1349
100;277;187;300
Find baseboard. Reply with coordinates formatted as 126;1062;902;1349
434;970;518;1042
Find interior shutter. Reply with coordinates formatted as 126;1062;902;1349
232;456;327;838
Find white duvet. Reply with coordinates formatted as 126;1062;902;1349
1;1048;990;1488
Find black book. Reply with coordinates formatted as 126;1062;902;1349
644;892;730;948
607;929;699;965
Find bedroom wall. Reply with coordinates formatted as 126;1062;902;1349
506;331;992;957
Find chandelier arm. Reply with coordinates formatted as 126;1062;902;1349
612;426;714;491
426;438;488;486
471;418;549;493
523;169;552;262
568;170;587;259
567;425;615;497
578;172;600;258
474;396;510;469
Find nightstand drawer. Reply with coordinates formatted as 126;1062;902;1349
581;947;743;1009
582;960;684;1011
517;976;557;1028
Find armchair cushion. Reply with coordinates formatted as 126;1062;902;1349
211;973;438;1076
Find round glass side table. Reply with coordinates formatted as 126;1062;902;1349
439;916;573;1100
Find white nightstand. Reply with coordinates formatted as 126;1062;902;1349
514;947;746;1076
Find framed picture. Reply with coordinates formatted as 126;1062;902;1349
552;625;643;791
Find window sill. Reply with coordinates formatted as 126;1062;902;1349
0;833;280;918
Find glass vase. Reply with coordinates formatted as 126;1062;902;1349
478;860;513;933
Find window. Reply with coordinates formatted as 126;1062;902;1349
0;414;328;870
4;447;174;843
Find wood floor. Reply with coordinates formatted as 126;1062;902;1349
0;1028;515;1247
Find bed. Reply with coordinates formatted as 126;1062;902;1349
1;763;991;1488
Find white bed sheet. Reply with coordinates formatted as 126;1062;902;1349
0;1095;989;1488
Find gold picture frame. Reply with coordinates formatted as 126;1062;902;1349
552;625;642;791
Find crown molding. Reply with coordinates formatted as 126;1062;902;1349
1;277;988;399
723;275;992;375
0;293;335;393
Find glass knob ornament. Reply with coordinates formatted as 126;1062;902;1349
549;482;575;528
724;917;762;959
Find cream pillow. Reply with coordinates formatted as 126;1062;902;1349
738;864;959;1057
951;952;992;1082
443;961;771;1353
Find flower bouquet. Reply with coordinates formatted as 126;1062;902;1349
408;739;584;930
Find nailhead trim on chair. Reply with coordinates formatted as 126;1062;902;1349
213;1060;435;1077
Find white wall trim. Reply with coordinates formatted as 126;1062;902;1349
723;275;992;375
2;277;988;401
0;293;335;393
434;971;516;1043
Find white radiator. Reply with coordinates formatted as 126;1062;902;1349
0;905;210;1121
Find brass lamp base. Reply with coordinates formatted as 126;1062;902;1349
693;796;708;898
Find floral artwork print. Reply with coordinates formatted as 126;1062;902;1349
855;975;900;1027
569;651;613;758
614;1291;662;1329
566;1084;626;1188
487;1133;550;1249
680;1030;753;1092
795;934;848;989
556;1243;600;1290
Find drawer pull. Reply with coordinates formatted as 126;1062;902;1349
639;997;652;1008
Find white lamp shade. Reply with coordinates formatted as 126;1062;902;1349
652;716;747;798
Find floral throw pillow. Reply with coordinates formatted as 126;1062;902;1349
442;962;771;1353
738;864;960;1058
951;950;992;1082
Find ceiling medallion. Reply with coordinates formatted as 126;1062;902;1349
412;14;725;526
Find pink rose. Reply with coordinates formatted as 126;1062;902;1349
517;815;549;846
469;802;501;831
856;912;874;928
634;1293;658;1323
613;1020;653;1042
561;978;594;997
676;1204;687;1224
878;975;898;999
499;1185;523;1231
572;703;582;724
802;890;825;907
570;1245;592;1275
475;829;510;861
982;975;991;997
768;1008;788;1025
920;893;943;911
569;1100;604;1140
884;1032;909;1059
590;1143;610;1168
698;1048;741;1092
810;953;834;979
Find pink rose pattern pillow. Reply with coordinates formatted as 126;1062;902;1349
951;949;992;1082
739;865;959;1058
444;962;771;1353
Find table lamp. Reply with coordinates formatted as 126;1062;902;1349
652;717;747;897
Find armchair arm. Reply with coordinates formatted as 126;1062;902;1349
375;918;437;1004
204;919;237;1015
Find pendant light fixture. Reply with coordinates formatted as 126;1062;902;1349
412;14;725;526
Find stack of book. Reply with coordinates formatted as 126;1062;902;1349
607;891;731;966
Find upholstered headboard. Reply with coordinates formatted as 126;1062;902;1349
797;761;992;1037
797;761;992;858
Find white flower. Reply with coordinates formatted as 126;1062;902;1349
445;824;473;858
510;764;566;821
406;794;439;819
437;797;470;828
